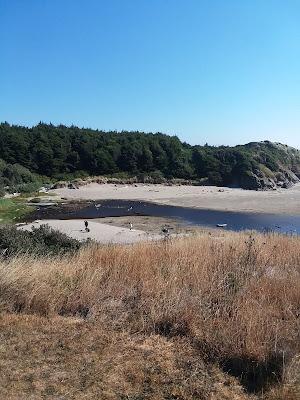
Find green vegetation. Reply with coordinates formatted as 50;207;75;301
0;199;32;224
0;162;38;191
0;157;43;195
1;122;300;189
0;224;82;258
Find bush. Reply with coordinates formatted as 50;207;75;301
0;225;82;258
17;182;42;194
149;170;165;183
207;171;223;186
0;161;42;193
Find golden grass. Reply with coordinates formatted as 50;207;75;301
0;314;251;400
0;231;300;399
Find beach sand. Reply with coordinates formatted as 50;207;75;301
97;215;215;235
26;183;300;243
19;219;161;244
53;183;300;214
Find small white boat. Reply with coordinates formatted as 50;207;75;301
216;223;227;228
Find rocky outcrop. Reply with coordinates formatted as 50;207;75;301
239;172;275;190
240;168;300;190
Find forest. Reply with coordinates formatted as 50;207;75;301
0;122;299;191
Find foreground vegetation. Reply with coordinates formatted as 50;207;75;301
0;232;299;399
0;224;82;258
1;122;300;189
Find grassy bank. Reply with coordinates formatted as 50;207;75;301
0;198;33;223
0;192;58;224
0;232;299;399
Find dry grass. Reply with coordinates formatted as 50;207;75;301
0;231;300;399
0;314;250;400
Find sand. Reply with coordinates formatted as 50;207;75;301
53;183;300;215
98;215;203;235
26;183;300;243
19;219;161;244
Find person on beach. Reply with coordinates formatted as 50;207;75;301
129;222;133;230
84;220;89;232
162;226;170;239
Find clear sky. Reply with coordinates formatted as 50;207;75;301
1;0;300;147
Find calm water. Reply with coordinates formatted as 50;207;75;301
33;199;300;234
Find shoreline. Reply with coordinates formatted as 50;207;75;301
52;182;300;215
18;215;225;245
17;183;300;243
18;219;161;244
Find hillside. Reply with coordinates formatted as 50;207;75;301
1;122;300;190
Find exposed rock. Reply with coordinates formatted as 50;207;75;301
282;180;294;189
239;167;299;191
239;172;264;190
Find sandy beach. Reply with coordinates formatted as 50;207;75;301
26;183;300;243
98;215;209;235
19;219;162;244
53;183;300;215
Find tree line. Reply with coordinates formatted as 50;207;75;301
0;122;298;188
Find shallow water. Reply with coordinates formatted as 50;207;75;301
32;199;300;234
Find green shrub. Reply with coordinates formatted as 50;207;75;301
0;225;82;259
207;171;223;186
149;170;165;183
17;182;42;194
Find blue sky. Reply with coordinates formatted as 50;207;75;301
1;0;300;147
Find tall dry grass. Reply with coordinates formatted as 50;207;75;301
0;231;300;399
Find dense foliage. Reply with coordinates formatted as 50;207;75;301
1;122;300;188
0;158;42;194
0;224;82;258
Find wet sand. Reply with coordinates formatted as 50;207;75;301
97;215;214;236
53;183;300;215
